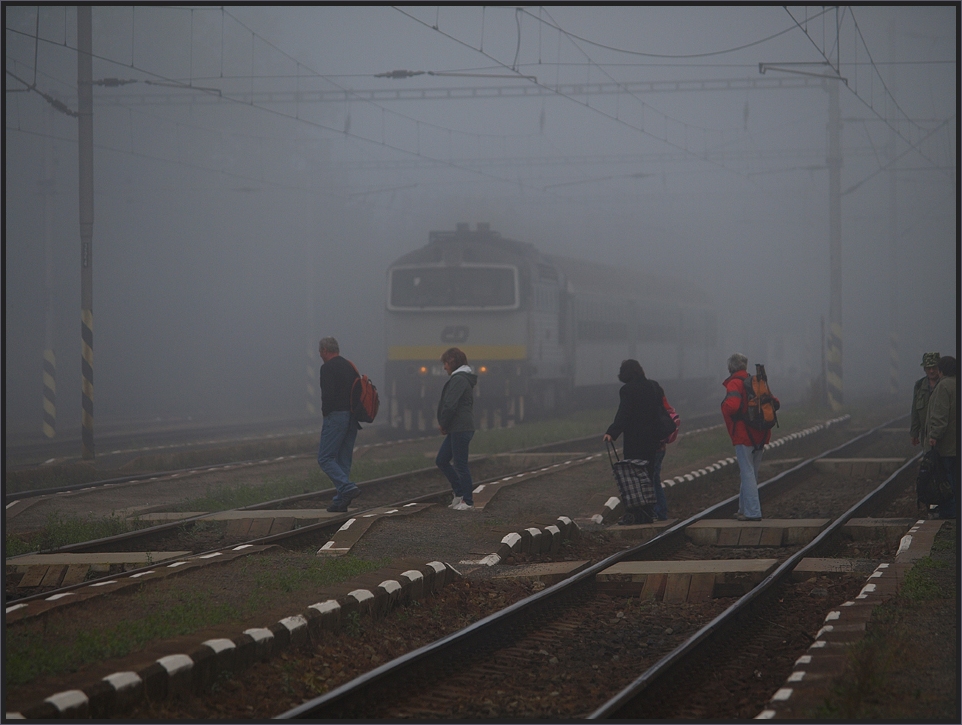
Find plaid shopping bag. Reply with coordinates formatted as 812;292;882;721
606;440;656;508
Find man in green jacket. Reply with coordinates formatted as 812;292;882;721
925;355;957;519
910;352;942;446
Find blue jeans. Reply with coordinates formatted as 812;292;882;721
317;411;360;505
735;445;764;519
652;448;668;520
436;430;474;505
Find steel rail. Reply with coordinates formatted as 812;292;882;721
277;414;902;719
4;411;721;504
4;451;602;606
589;448;923;718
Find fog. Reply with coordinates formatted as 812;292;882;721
5;6;957;437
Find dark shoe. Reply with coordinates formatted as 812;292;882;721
344;488;362;506
735;513;761;521
326;503;348;513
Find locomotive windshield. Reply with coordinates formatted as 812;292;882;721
389;265;518;310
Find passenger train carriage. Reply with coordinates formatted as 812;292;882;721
385;223;717;430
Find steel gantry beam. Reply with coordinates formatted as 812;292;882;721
91;75;826;107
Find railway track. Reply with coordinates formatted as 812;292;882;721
278;415;922;719
1;413;853;612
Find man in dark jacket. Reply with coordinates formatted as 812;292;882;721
721;353;779;521
910;351;942;447
436;347;478;511
317;337;362;513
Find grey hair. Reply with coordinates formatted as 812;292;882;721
727;353;748;374
319;337;340;354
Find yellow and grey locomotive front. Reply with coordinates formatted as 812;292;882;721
384;223;564;430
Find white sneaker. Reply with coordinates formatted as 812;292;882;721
452;501;475;511
448;496;463;509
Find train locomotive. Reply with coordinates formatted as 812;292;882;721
384;223;717;430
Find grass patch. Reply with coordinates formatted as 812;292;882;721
4;463;102;497
898;555;949;601
122;434;319;473
469;408;614;454
5;512;139;556
4;554;387;686
168;410;618;513
808;523;957;720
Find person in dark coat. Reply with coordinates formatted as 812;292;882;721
604;359;665;461
603;359;665;524
435;347;479;511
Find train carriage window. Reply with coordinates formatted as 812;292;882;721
389;265;518;310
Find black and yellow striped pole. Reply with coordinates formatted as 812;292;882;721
825;76;843;412
78;7;95;459
43;349;57;438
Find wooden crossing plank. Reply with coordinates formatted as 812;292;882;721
269;517;295;534
225;518;253;537
39;565;66;587
663;573;692;603
738;527;763;547
599;560;779;576
640;572;667;601
17;565;49;588
61;564;90;586
759;527;784;547
716;527;742;546
247;518;273;537
687;572;716;602
597;559;779;601
686;519;830;547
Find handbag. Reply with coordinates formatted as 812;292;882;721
916;449;953;507
606;439;656;509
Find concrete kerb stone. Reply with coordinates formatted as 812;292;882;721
157;653;195;699
400;569;425;601
529;527;546;553
344;589;376;618
10;555;497;719
44;689;89;718
756;519;944;719
307;599;341;632
461;516;582;568
243;627;275;661
426;561;448;591
544;524;562;553
378;579;402;610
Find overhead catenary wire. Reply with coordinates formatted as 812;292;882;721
518;5;836;59
4;13;569;205
392;6;761;187
781;7;951;181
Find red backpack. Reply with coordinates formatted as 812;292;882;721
347;361;380;423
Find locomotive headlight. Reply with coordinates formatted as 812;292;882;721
419;366;428;375
479;365;488;374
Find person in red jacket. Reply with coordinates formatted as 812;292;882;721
721;353;777;521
